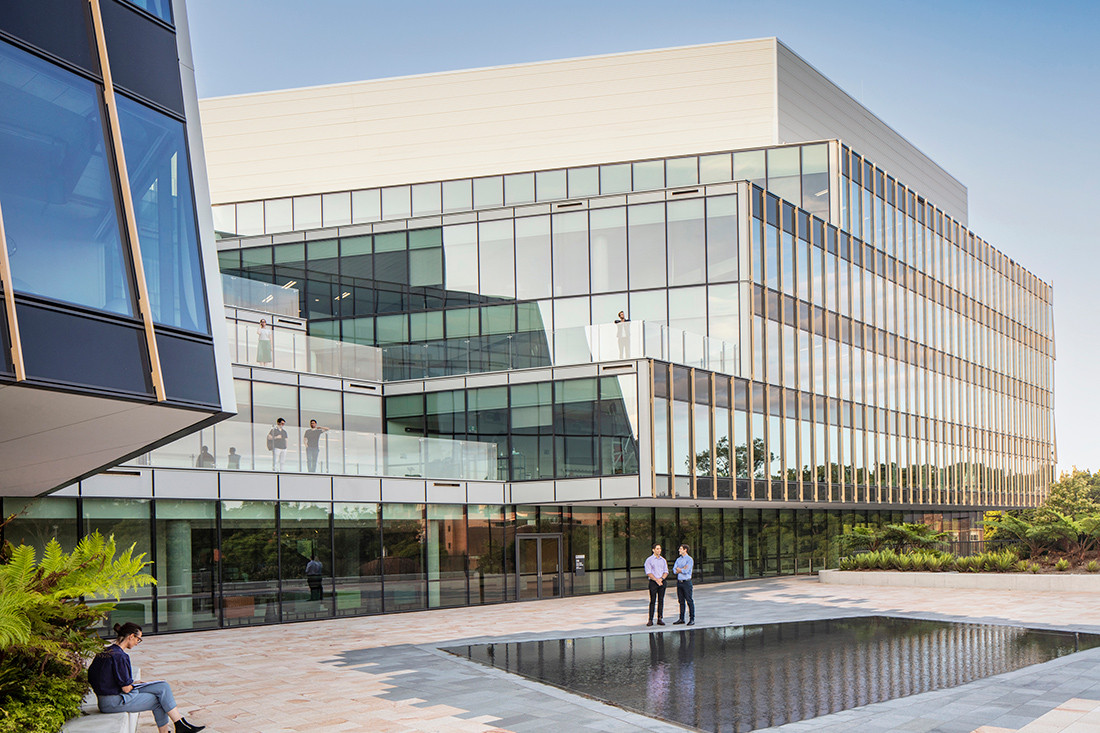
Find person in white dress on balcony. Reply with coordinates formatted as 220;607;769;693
256;318;272;365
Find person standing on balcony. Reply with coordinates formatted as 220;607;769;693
644;543;668;627
672;543;695;626
615;310;630;358
194;445;215;469
303;419;330;473
256;318;273;365
268;418;289;471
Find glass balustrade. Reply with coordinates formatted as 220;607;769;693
128;422;498;481
381;321;739;380
224;318;383;382
221;273;300;316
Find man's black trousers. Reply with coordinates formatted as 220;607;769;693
648;579;666;620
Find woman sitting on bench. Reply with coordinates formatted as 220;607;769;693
88;622;205;733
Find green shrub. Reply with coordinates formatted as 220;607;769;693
1055;558;1071;572
1087;560;1100;573
861;551;886;570
1028;562;1041;573
0;674;86;733
954;556;983;573
893;553;913;571
1015;560;1030;573
989;551;1018;573
925;553;946;572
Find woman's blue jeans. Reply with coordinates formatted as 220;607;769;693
98;681;177;727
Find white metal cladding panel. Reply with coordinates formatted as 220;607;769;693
199;40;779;204
774;41;968;224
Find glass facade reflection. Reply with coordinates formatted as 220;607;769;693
212;143;825;237
220;193;740;381
117;94;208;333
0;38;133;316
6;495;978;633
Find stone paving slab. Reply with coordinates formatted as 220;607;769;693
122;577;1100;732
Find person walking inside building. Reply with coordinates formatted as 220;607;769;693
268;418;289;471
88;622;205;733
644;543;668;626
226;446;241;469
302;419;330;473
305;555;324;601
672;543;695;626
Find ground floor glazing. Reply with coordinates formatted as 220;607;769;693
2;496;982;634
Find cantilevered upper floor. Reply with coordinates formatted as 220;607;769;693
0;0;235;496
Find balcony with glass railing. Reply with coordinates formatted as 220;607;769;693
222;273;300;317
381;321;740;380
222;268;736;383
128;422;499;481
225;316;383;382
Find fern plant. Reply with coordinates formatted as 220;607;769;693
0;533;154;650
1087;560;1100;573
1055;558;1070;572
0;532;154;732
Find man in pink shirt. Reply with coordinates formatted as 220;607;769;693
644;543;669;626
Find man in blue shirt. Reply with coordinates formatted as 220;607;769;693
643;543;669;626
672;543;695;626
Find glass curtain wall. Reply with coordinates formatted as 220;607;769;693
213;142;824;237
221;192;740;382
155;500;217;632
745;178;1051;507
2;496;982;633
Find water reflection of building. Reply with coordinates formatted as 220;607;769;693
462;619;1083;733
1;39;1054;633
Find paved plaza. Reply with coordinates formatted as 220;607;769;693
122;578;1100;732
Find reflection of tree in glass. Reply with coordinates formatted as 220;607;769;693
693;437;772;477
220;530;279;581
361;519;424;576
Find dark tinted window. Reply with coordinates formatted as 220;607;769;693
18;304;151;395
155;333;219;406
0;0;97;74
101;0;182;114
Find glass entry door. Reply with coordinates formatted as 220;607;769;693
516;534;562;600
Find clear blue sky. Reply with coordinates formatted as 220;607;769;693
187;0;1100;473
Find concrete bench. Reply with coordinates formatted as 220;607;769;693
61;668;140;733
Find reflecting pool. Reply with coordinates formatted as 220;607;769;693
445;616;1100;732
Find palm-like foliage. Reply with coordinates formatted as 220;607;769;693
981;513;1051;558
839;523;947;555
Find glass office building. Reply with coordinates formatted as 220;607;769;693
0;0;234;496
1;39;1054;632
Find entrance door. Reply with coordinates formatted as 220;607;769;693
516;534;562;601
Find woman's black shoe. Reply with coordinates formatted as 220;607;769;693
176;719;205;732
